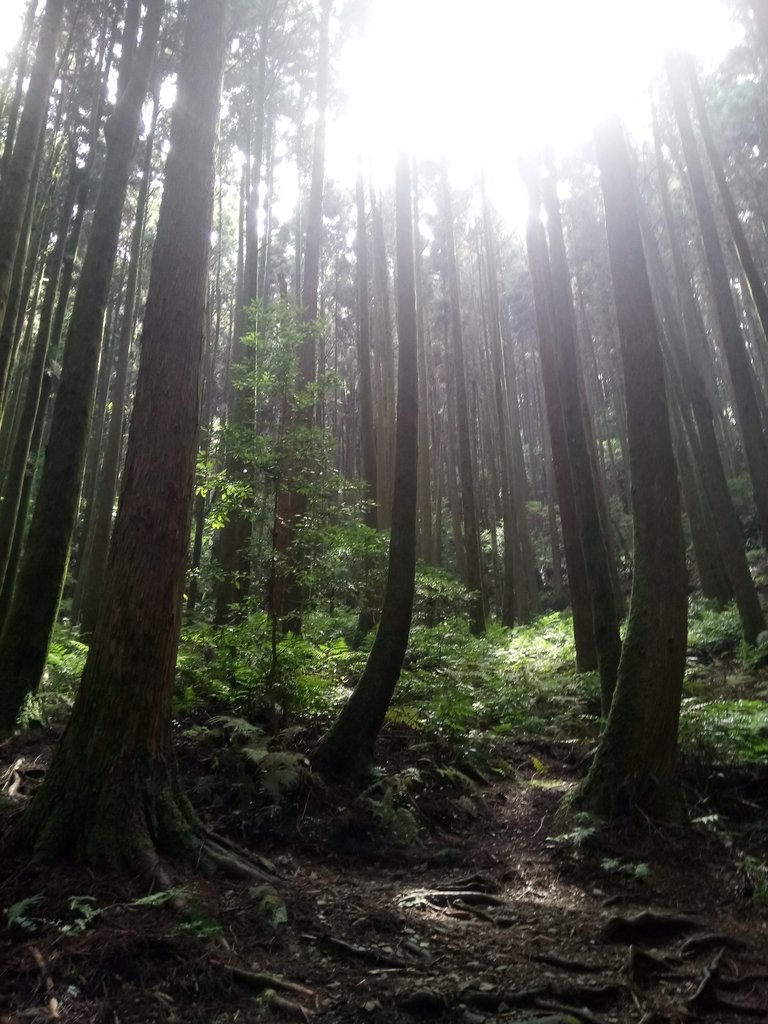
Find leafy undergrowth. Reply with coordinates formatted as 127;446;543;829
1;598;767;1022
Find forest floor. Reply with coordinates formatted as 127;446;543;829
1;652;768;1023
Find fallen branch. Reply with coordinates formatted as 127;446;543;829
532;952;605;973
203;829;278;878
269;993;313;1021
310;933;414;969
434;873;498;893
402;889;506;908
198;836;276;883
211;960;317;1002
534;998;608;1024
30;946;59;1020
466;980;624;1014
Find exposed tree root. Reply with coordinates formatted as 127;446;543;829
680;932;747;956
626;944;682;984
566;768;686;825
602;909;701;945
685;946;767;1017
18;752;276;889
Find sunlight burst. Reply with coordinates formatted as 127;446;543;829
330;0;741;221
0;0;25;67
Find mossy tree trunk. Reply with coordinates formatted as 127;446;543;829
21;0;231;875
573;116;688;821
311;152;419;782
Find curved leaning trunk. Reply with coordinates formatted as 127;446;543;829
311;152;419;782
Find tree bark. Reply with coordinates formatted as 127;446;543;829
0;0;66;404
440;166;485;634
574;116;688;821
522;180;598;670
211;7;272;622
0;0;164;732
666;51;768;551
311;152;419;782
21;0;230;875
273;0;332;634
0;161;80;596
77;92;159;636
353;166;380;643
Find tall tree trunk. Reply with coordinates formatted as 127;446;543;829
0;0;66;403
370;184;396;527
666;52;768;551
77;93;159;635
574;117;688;821
539;158;621;710
0;160;80;596
414;169;435;565
686;53;768;353
640;167;766;643
0;0;164;733
211;7;272;621
0;0;40;192
480;188;518;628
440;166;485;634
522;185;598;670
273;0;332;634
21;0;232;876
353;167;380;643
311;152;419;782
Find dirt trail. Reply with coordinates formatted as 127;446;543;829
1;733;767;1023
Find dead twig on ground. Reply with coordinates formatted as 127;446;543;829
30;946;59;1019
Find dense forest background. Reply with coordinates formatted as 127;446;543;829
1;1;768;1021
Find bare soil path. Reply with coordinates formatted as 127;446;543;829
1;728;767;1023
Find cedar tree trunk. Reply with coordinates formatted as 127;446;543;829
573;117;688;821
21;0;231;875
0;0;163;732
311;152;419;782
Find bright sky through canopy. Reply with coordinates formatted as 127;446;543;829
0;0;742;226
0;0;26;63
329;0;741;208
